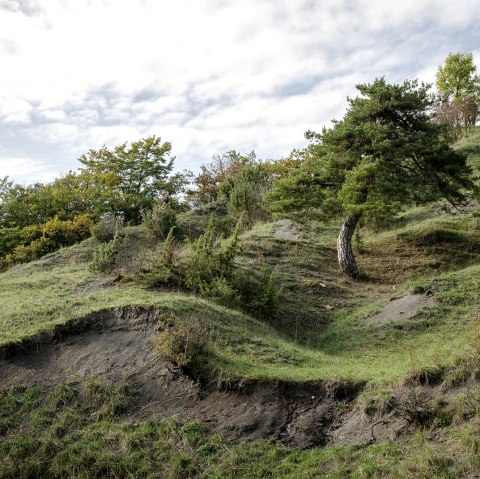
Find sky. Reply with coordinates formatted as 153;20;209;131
1;0;479;185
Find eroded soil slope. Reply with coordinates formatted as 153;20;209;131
1;306;475;450
0;306;363;448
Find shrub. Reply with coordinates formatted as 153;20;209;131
154;323;210;372
176;203;234;240
90;213;124;242
0;225;42;258
233;267;280;321
140;227;177;287
182;215;242;294
0;214;93;270
90;233;123;273
42;213;92;245
141;203;176;239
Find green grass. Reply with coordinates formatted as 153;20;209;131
2;134;480;477
454;126;480;173
1;381;479;479
1;210;479;385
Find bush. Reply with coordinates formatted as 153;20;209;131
176;203;234;240
90;213;124;242
140;227;177;287
141;203;176;239
0;214;93;270
180;216;279;320
0;225;42;258
139;214;280;321
90;233;123;273
42;214;92;245
222;165;270;226
234;267;280;321
182;216;242;294
154;323;210;371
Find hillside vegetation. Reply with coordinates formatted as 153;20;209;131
1;90;480;475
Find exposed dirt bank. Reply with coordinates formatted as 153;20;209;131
0;306;475;449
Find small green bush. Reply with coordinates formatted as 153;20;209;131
90;233;123;273
154;323;210;371
233;267;280;320
182;216;241;294
141;202;176;239
90;213;124;242
139;227;178;287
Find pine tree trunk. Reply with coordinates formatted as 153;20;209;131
337;214;361;279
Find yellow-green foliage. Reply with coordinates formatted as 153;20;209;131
0;214;92;270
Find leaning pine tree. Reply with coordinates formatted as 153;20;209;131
268;78;476;278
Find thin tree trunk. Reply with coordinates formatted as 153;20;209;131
337;214;361;279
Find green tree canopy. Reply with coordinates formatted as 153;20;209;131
79;135;187;222
190;150;257;206
434;52;480;140
268;78;476;278
436;52;480;99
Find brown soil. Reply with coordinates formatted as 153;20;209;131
0;306;366;448
0;306;473;449
272;219;303;241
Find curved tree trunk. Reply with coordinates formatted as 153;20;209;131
337;214;361;278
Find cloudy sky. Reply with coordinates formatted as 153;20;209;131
1;0;479;184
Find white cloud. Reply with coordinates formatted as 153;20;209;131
0;157;55;184
0;98;33;124
1;0;480;183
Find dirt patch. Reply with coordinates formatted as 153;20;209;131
272;219;303;241
366;293;435;325
0;306;364;448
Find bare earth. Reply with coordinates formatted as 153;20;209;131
272;219;303;241
0;303;468;449
0;306;361;448
367;293;435;325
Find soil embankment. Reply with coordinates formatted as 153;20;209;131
0;306;363;447
1;305;473;449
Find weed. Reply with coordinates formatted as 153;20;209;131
154;323;211;373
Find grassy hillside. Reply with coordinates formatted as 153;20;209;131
455;125;480;173
1;133;480;478
1;205;479;384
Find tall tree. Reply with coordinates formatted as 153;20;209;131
79;136;184;222
434;52;480;140
190;150;256;205
436;52;480;99
268;78;476;278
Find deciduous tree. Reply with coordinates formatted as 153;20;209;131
79;136;186;222
434;52;480;140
